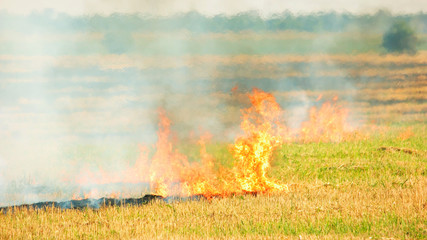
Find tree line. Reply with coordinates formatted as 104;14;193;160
0;9;426;34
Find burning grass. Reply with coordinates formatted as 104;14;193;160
69;88;357;200
1;131;426;239
130;89;291;198
0;88;425;238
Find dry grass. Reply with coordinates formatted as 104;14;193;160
1;182;425;239
1;184;427;239
1;51;426;238
3;52;426;125
1;131;426;239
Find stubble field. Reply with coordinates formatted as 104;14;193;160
0;51;426;239
1;129;426;239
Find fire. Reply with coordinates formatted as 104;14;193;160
148;88;288;197
232;89;287;193
72;193;82;200
108;192;120;199
398;126;414;140
72;89;358;199
148;109;188;197
300;96;351;142
147;113;219;197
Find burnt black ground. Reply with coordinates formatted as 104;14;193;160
0;194;206;213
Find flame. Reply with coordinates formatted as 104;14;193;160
71;89;359;199
332;95;339;101
398;127;414;140
148;112;220;197
231;88;287;193
148;109;203;197
300;97;350;142
108;192;120;199
149;88;288;197
72;193;82;200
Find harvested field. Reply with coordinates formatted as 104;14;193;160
1;130;426;239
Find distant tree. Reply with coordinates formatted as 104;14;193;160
382;21;418;54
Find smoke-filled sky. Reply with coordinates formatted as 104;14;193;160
1;0;426;15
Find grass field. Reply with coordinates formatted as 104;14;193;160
1;38;427;239
1;126;425;239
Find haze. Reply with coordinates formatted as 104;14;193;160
1;0;426;16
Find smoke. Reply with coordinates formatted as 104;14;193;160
0;155;5;204
0;8;424;206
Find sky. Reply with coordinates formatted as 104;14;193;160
1;0;426;16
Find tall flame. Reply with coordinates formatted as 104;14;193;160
72;89;358;199
232;89;287;193
148;88;288;197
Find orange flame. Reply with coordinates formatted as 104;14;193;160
148;88;288;197
398;127;414;140
72;89;359;199
148;109;187;197
72;193;82;200
232;89;287;193
300;97;350;142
